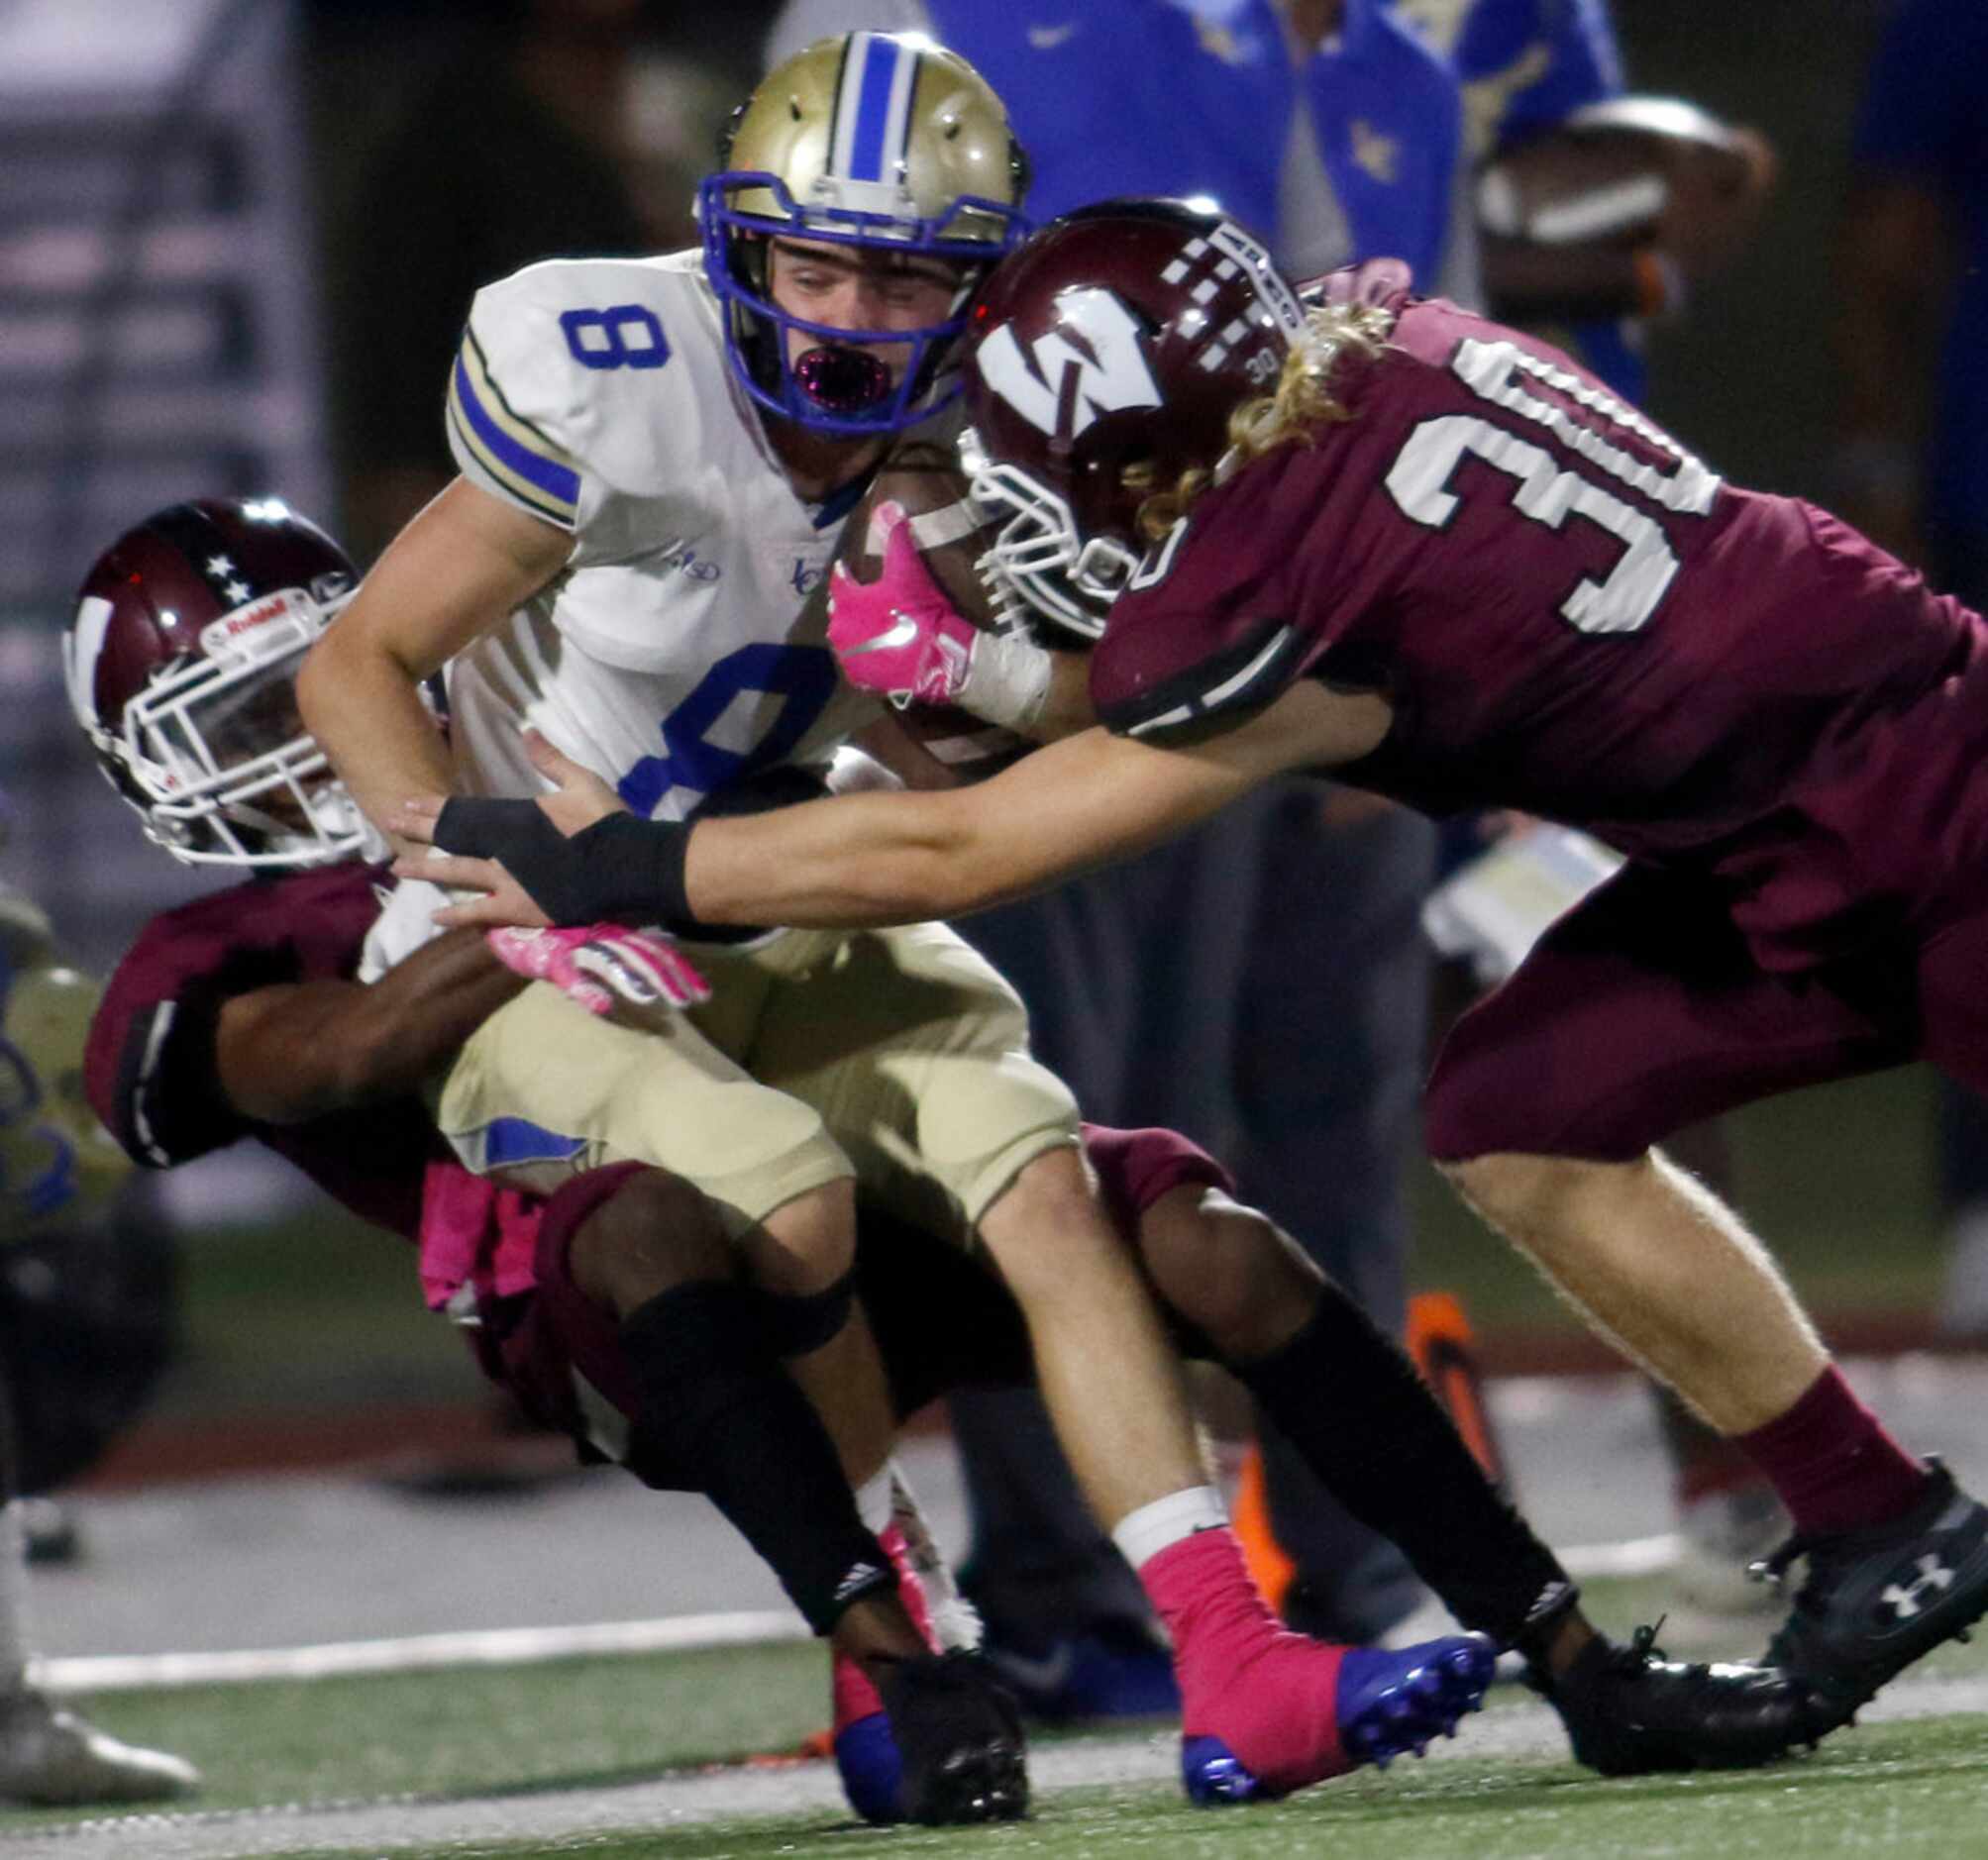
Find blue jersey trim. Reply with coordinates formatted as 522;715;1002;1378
812;474;871;530
479;1116;585;1169
452;353;582;513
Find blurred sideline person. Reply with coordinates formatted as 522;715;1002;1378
1402;0;1774;402
767;0;1476;1702
0;878;196;1803
323;0;659;565
1831;0;1988;1341
69;494;1808;1791
409;204;1988;1745
297;27;1516;1803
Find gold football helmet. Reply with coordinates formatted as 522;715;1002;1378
700;32;1031;435
0;946;129;1236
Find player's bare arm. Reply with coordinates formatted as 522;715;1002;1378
391;677;1390;931
213;925;524;1124
1021;648;1098;742
296;476;572;856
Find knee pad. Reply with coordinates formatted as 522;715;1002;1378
758;1265;858;1358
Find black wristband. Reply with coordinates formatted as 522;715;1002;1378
565;811;696;926
432;799;700;929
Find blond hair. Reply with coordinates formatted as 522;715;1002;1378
1133;300;1396;541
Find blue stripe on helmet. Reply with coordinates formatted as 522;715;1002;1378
846;36;901;182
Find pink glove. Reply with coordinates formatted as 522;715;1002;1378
828;501;979;706
486;923;709;1016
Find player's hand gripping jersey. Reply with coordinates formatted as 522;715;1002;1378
1089;287;1988;973
370;253;890;974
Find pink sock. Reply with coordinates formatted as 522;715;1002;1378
833;1519;942;1732
1140;1527;1352;1793
1737;1366;1930;1538
881;1521;938;1645
833;1648;884;1732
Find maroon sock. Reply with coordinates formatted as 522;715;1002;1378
1735;1367;1929;1538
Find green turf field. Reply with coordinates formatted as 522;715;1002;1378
300;1728;1988;1860
27;1575;1988;1857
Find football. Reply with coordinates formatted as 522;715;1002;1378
1476;94;1771;250
833;436;1034;784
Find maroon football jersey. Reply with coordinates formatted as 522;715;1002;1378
85;863;432;1239
1091;295;1988;970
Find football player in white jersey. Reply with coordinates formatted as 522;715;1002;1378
0;874;199;1806
300;33;1493;1804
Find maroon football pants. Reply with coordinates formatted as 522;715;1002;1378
1420;858;1988;1163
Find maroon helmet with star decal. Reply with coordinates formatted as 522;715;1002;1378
64;497;372;868
961;198;1306;634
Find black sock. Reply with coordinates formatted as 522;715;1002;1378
619;1280;890;1635
1232;1282;1573;1648
756;1265;857;1359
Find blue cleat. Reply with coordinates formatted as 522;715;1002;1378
832;1710;903;1825
834;1656;1030;1825
1181;1734;1265;1804
1183;1633;1497;1807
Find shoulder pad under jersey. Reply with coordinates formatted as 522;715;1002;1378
447;252;726;539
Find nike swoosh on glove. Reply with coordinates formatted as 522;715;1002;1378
485;924;709;1017
827;500;979;707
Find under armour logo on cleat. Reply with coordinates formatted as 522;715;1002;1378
1881;1555;1955;1618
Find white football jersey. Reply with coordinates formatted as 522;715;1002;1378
368;250;894;974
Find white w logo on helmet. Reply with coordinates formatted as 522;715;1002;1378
977;289;1162;446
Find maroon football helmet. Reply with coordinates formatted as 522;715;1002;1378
65;497;371;868
961;199;1306;634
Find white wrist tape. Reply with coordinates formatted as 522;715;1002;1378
957;627;1055;731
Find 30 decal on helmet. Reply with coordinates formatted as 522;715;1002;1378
700;32;1032;436
65;497;373;869
962;199;1306;625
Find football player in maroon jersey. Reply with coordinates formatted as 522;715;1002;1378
68;497;1043;1825
73;495;1818;1789
403;199;1988;1742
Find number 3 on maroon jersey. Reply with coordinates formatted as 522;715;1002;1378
1385;339;1723;636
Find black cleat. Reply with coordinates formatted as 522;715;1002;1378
1756;1457;1988;1735
1536;1623;1810;1775
875;1650;1029;1824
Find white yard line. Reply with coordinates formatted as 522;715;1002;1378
33;1613;809;1694
23;1532;1691;1697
